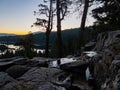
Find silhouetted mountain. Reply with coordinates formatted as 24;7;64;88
33;28;79;45
0;27;94;47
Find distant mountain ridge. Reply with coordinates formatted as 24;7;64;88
0;33;16;37
0;27;93;46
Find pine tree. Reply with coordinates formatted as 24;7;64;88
92;0;120;32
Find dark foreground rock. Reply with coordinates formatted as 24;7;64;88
1;67;66;90
0;57;27;71
0;72;16;87
18;67;64;81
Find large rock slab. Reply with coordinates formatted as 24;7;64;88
18;67;64;82
60;60;88;72
0;57;27;71
6;65;30;78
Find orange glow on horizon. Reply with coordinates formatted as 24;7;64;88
11;31;28;35
0;29;28;35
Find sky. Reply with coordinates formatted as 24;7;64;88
0;0;95;35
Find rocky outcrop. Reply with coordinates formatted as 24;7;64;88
51;75;85;90
94;30;120;51
82;30;120;90
100;58;120;90
1;67;66;90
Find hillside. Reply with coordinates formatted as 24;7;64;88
0;27;94;46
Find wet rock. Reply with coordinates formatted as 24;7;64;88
6;65;30;78
0;72;16;87
60;61;88;80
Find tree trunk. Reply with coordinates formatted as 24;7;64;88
56;0;63;64
79;0;89;48
45;0;53;57
45;31;50;57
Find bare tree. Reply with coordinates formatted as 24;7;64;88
33;0;55;57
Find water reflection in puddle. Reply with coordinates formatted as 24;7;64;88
83;51;97;57
49;58;77;67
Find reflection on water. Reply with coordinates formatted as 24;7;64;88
0;44;21;55
83;51;97;57
85;67;90;80
34;49;45;54
49;51;97;67
49;58;77;67
0;44;45;55
7;44;20;50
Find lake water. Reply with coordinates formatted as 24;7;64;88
0;44;45;55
